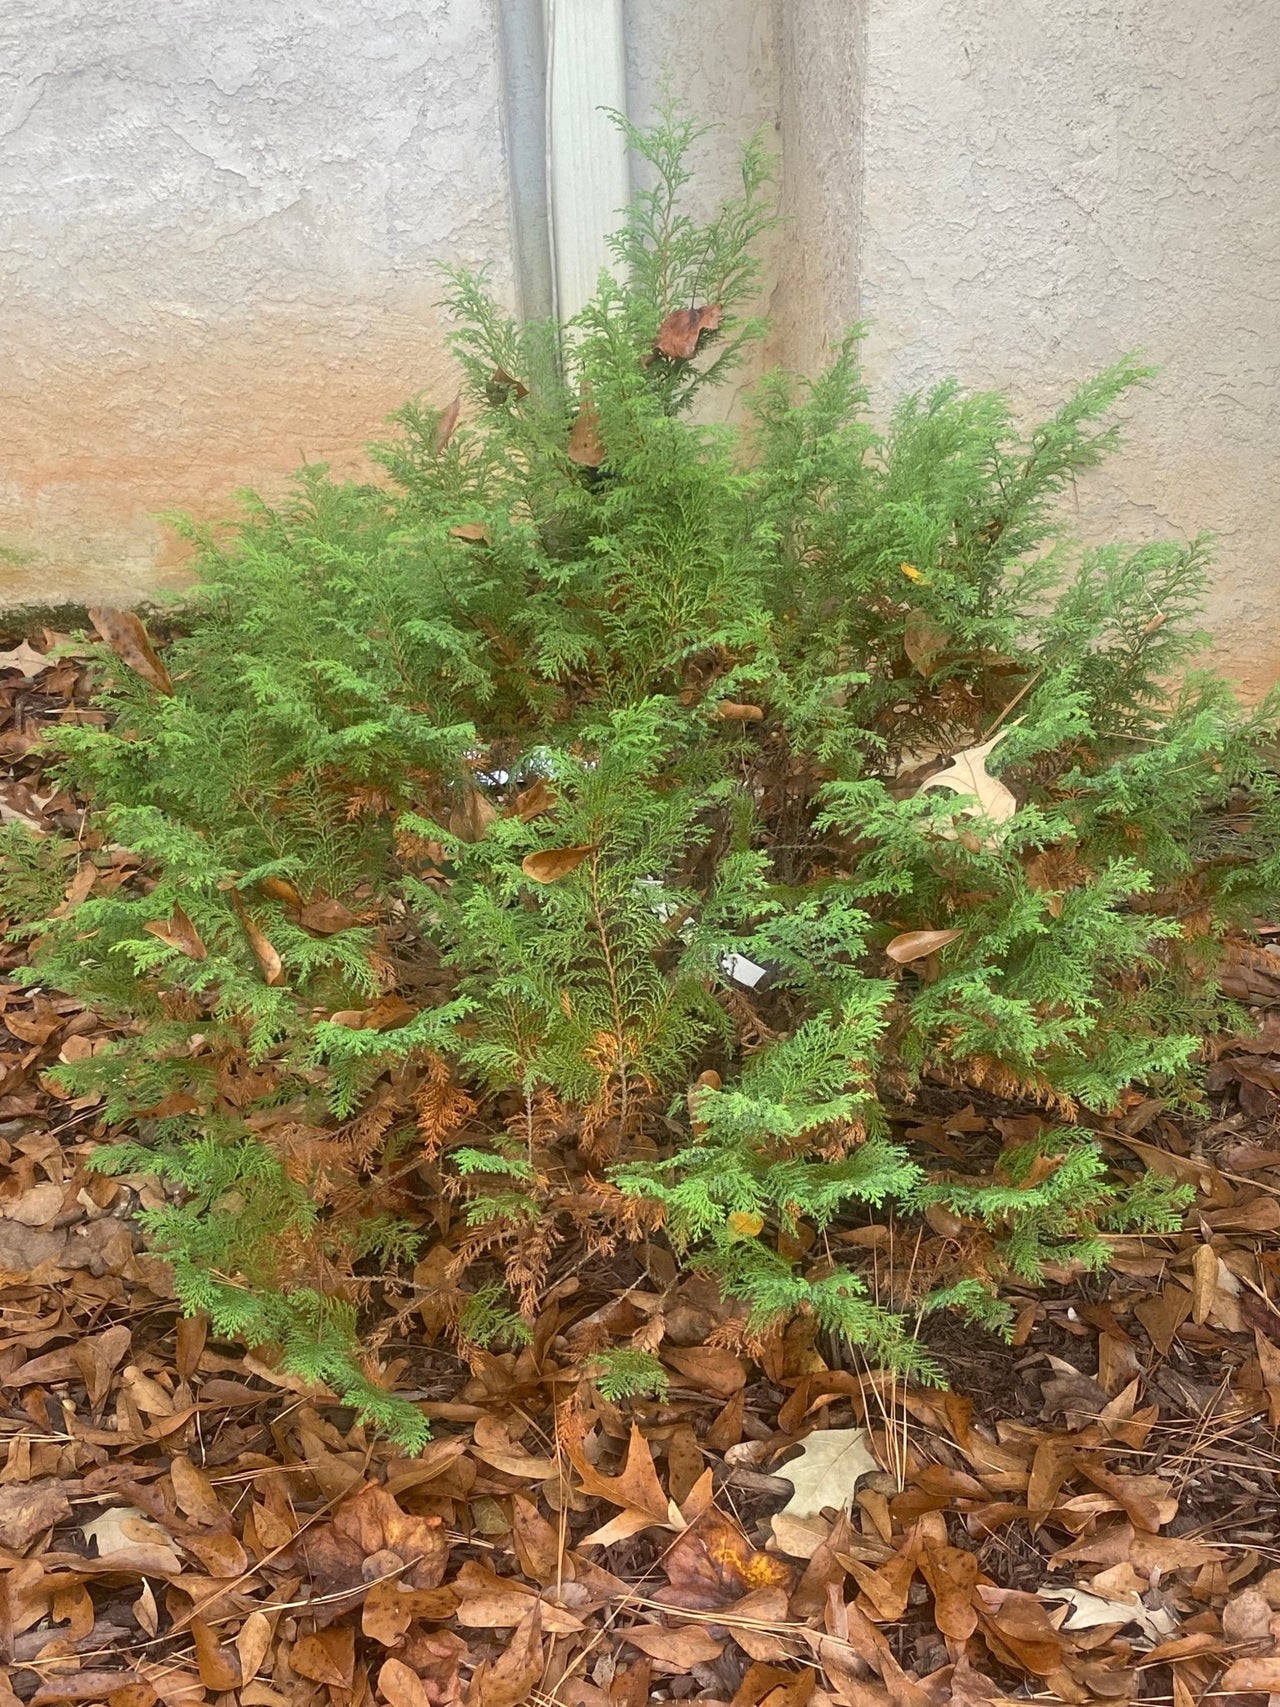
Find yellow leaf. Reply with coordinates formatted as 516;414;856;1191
728;1210;764;1237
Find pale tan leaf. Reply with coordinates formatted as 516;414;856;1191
917;724;1020;844
0;639;51;678
903;610;950;674
450;783;497;842
775;1428;878;1519
714;700;765;722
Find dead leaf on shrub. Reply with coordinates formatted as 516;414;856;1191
654;303;723;359
918;725;1019;844
433;394;461;453
903;609;950;674
297;896;357;935
143;906;207;960
567;387;606;467
885;928;962;964
521;845;597;884
88;608;174;696
450;782;497;842
230;889;285;986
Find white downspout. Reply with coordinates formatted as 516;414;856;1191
543;0;630;322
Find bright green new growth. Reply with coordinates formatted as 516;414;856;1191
6;110;1276;1444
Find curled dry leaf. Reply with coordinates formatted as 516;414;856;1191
143;905;207;960
88;608;174;696
521;845;597;884
230;889;285;986
654;302;724;360
450;782;497;843
450;522;491;544
714;700;765;722
885;927;963;964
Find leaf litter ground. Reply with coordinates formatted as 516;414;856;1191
2;633;1280;1707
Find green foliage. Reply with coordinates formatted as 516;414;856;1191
8;110;1275;1439
593;1347;671;1404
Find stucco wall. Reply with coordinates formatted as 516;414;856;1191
0;0;517;607
848;0;1280;695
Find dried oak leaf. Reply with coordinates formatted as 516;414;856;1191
654;303;724;360
0;640;51;679
88;608;173;696
569;1422;676;1546
917;725;1020;845
659;1505;793;1610
775;1427;878;1519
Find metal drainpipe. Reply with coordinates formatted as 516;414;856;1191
497;0;630;329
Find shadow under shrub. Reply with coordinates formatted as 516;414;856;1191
8;112;1279;1445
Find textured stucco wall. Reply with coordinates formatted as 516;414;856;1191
772;0;864;378
624;0;781;419
0;0;516;606
0;0;781;604
850;0;1280;695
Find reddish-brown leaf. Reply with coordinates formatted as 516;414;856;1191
567;388;606;467
88;608;174;695
654;303;724;359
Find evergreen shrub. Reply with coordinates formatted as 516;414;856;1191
8;113;1279;1444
